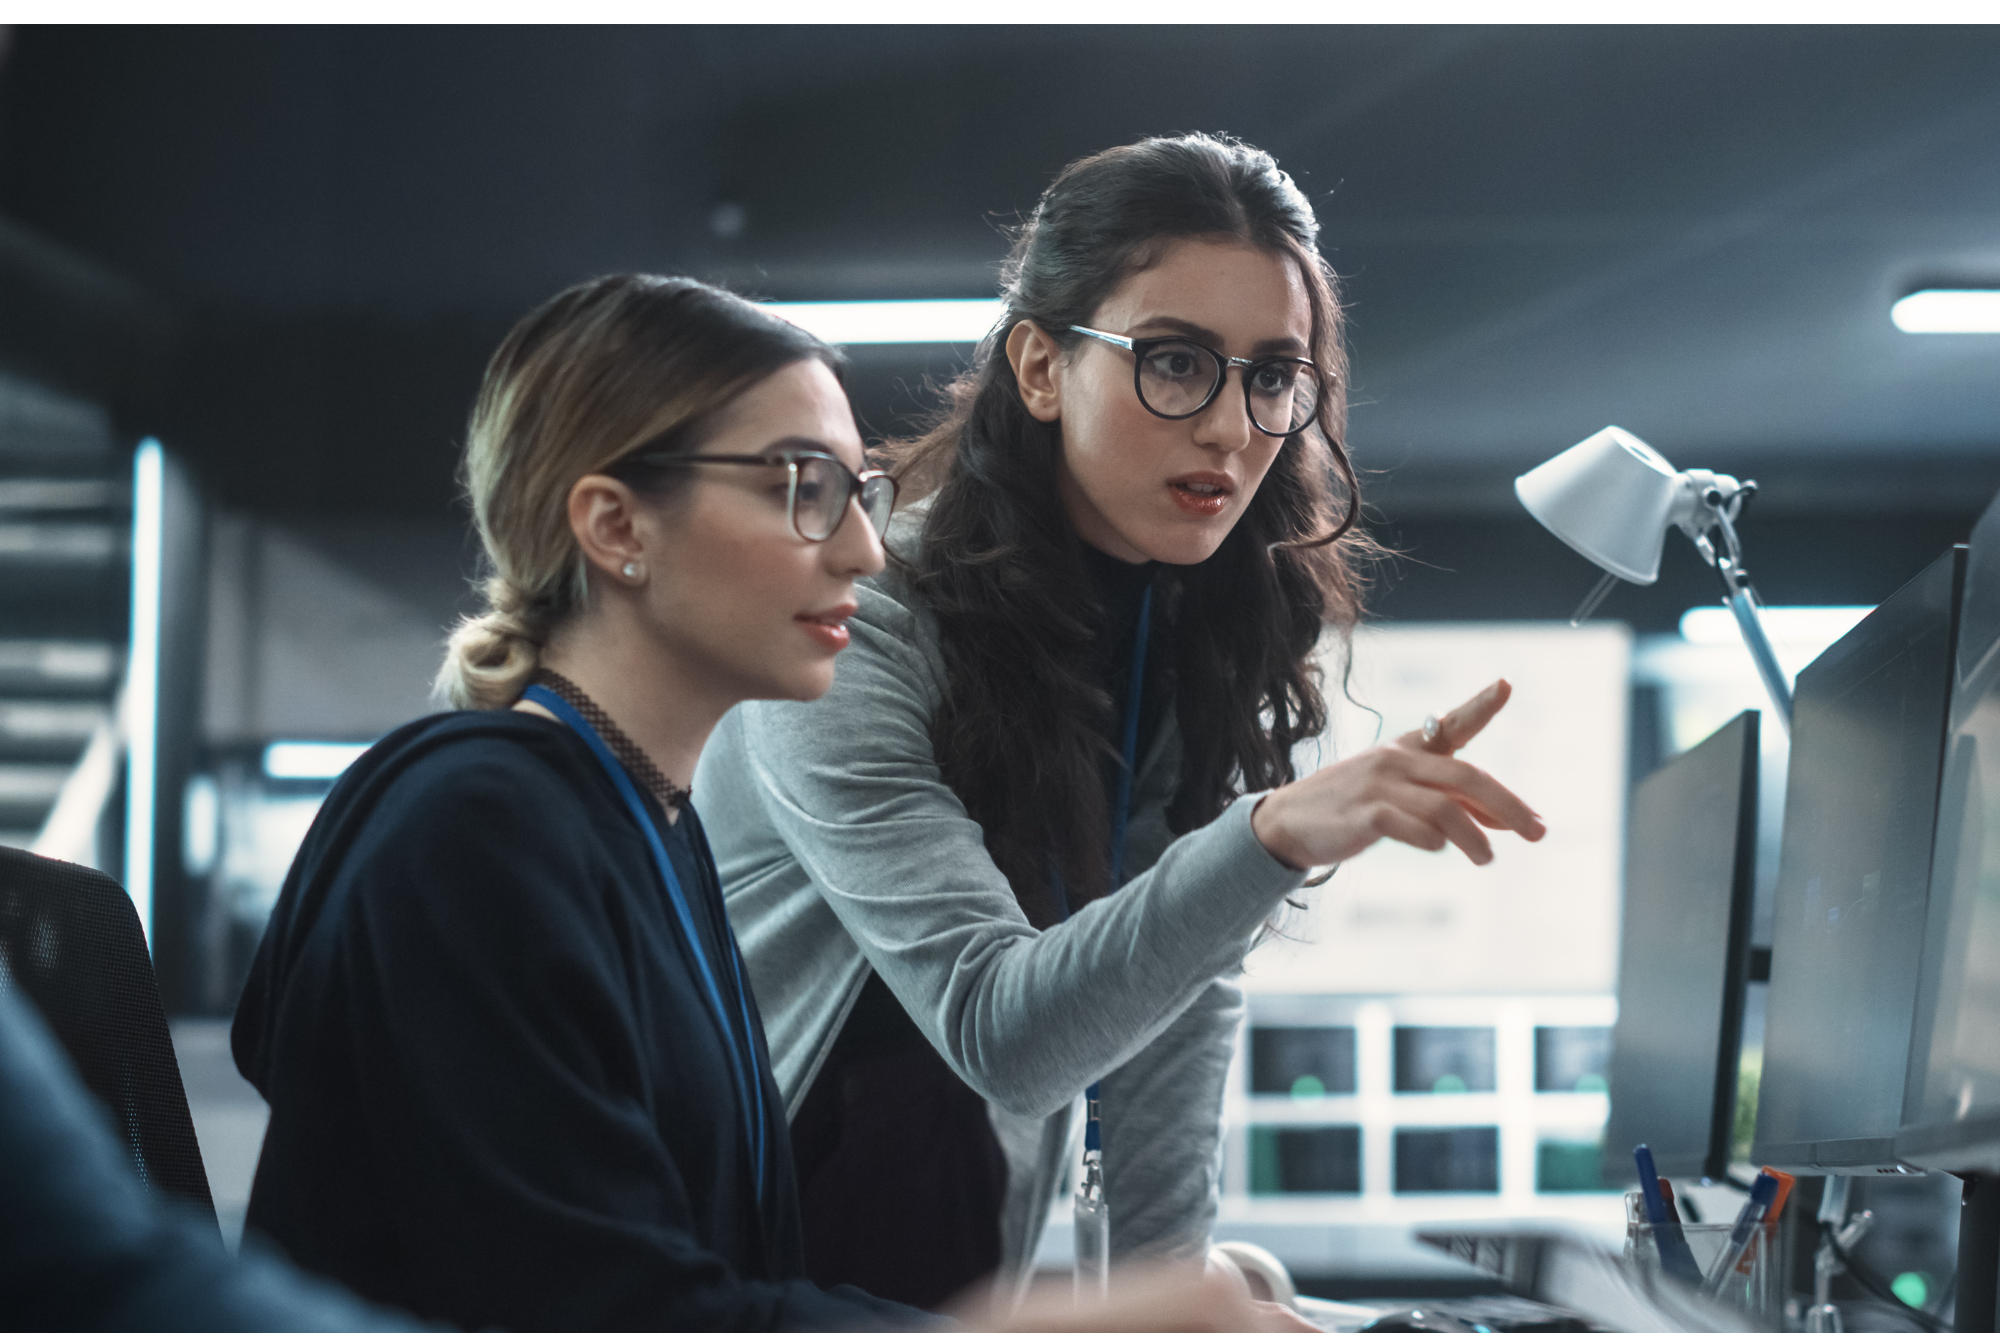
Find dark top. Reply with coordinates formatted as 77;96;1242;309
1076;542;1170;828
232;710;917;1333
0;979;439;1333
788;543;1168;1307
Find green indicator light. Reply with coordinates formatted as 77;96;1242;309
1892;1273;1930;1308
1433;1074;1468;1094
1290;1075;1326;1101
1575;1074;1608;1093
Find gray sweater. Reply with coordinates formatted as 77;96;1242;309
694;546;1309;1287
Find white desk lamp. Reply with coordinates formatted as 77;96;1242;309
1516;425;1795;730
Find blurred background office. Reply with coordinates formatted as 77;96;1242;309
1;23;1996;1303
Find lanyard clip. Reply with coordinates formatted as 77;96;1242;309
1074;1145;1109;1301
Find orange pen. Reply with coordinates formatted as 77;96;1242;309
1737;1168;1795;1275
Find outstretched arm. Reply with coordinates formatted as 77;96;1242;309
727;588;1306;1120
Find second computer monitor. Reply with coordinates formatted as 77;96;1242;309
1753;545;1965;1172
1901;493;2000;1172
1603;710;1759;1183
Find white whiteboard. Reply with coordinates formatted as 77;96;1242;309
1246;622;1631;995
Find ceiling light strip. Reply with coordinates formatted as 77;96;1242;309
1892;289;2000;334
764;299;1005;345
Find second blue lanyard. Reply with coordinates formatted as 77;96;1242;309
1056;582;1153;1152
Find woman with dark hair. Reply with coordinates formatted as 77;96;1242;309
696;134;1544;1306
230;274;918;1333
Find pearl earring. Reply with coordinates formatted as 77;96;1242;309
622;561;643;581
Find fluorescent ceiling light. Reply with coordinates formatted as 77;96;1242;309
263;740;372;781
764;299;1004;345
1891;289;2000;334
1681;605;1873;647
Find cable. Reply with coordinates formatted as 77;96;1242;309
1826;1233;1953;1333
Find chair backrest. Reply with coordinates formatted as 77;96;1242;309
0;846;217;1229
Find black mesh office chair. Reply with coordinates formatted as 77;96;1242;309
0;846;218;1230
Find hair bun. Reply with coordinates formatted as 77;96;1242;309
433;576;549;710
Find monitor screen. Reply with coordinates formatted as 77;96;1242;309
1902;497;2000;1171
1602;710;1759;1183
1754;546;1964;1171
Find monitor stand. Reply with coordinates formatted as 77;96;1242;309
1959;1172;2000;1333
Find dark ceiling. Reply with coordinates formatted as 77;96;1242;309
1;25;1997;624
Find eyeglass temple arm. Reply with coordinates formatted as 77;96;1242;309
1069;325;1316;371
1068;326;1132;351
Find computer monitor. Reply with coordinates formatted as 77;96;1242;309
1901;494;2000;1173
1753;545;1965;1172
1602;710;1759;1183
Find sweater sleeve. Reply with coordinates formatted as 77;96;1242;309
252;748;914;1333
729;583;1306;1120
1098;978;1242;1264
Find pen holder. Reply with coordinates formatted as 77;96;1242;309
1625;1222;1783;1325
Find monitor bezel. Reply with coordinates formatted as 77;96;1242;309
1750;545;1967;1172
1898;1115;2000;1174
1602;709;1760;1183
1897;494;2000;1171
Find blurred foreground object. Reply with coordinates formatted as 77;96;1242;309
1422;1226;1765;1333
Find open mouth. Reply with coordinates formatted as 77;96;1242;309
795;602;858;651
1168;473;1235;516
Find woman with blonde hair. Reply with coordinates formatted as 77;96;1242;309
231;273;919;1333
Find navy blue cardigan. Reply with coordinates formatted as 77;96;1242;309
233;710;915;1333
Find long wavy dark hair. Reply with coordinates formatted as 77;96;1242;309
886;133;1375;928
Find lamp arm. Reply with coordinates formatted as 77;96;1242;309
1702;493;1795;732
1720;568;1795;732
1671;475;1793;729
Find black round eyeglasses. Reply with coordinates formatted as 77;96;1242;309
1068;325;1327;438
620;449;898;543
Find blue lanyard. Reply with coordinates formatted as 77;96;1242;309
1108;584;1152;892
1053;583;1152;1152
523;684;767;1202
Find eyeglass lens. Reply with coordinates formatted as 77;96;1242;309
1136;340;1320;435
792;456;897;542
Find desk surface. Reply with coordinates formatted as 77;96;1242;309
1300;1294;1598;1333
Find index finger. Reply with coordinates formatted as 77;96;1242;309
1398;678;1512;755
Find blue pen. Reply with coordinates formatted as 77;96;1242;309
1633;1144;1705;1285
1702;1169;1780;1296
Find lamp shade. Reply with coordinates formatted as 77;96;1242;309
1515;426;1685;585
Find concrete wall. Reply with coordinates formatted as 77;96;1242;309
202;511;480;745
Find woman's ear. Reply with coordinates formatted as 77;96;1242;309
567;474;646;583
1007;320;1064;424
